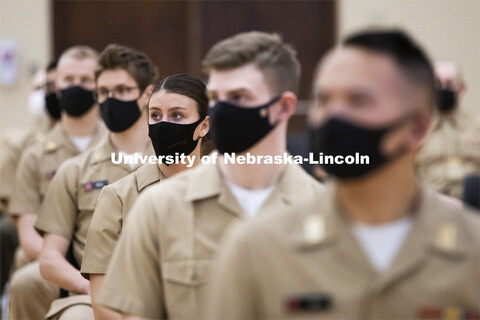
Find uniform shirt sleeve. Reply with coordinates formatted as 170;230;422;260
81;185;123;278
35;157;79;240
0;139;20;201
9;146;42;215
97;188;165;319
204;221;258;320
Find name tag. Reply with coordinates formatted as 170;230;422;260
83;180;108;192
285;293;332;312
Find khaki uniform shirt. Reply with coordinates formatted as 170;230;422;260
205;184;480;319
35;135;153;267
97;162;323;319
417;112;480;199
0;138;19;211
9;122;105;216
81;162;164;278
0;115;54;210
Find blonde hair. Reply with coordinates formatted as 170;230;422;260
58;45;98;66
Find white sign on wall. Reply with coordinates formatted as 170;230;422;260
0;38;19;87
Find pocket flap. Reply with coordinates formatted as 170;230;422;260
78;189;100;211
162;260;213;287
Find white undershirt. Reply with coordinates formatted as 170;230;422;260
226;181;274;218
70;135;92;152
352;216;413;271
119;151;142;169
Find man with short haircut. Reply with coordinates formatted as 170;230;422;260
97;31;323;319
204;30;480;319
34;44;157;319
8;46;105;320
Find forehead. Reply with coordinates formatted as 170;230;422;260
97;68;137;87
206;63;271;95
315;47;405;95
149;90;197;109
57;57;97;76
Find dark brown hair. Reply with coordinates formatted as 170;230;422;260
95;44;158;91
151;73;208;120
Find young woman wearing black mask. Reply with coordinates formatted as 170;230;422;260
81;73;209;320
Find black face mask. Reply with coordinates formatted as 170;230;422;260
148;117;204;162
45;92;61;120
208;96;280;154
437;88;457;113
314;116;408;180
59;86;95;117
99;98;141;133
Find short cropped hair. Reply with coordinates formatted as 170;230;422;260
95;44;158;91
58;46;98;66
343;29;436;110
47;59;58;72
202;31;301;95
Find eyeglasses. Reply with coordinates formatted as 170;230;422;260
94;86;139;103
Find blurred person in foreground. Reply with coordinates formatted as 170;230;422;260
204;29;480;319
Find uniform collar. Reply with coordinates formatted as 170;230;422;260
135;163;164;192
90;135;118;164
185;161;225;201
185;158;320;218
89;135;154;168
43;123;77;154
294;182;468;255
290;182;469;290
43;121;105;155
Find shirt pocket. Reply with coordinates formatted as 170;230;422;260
162;260;213;318
77;189;100;212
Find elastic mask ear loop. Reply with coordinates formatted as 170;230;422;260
193;117;207;142
138;88;149;114
259;95;282;125
381;112;419;161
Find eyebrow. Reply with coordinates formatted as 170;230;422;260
169;106;188;111
148;106;189;111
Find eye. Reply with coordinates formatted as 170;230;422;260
150;112;162;122
82;77;93;85
98;88;109;97
316;93;329;107
116;86;127;95
171;112;183;120
229;94;243;103
349;93;370;107
206;92;217;103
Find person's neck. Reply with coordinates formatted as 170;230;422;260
337;155;419;225
48;117;57;130
110;115;150;154
61;107;99;137
218;129;286;190
157;142;202;178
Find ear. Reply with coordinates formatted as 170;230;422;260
196;116;210;139
409;113;432;149
269;91;297;124
138;84;155;109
